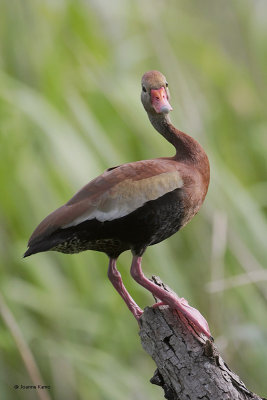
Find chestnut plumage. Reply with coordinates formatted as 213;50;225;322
24;70;211;337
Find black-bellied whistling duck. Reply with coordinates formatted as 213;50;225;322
24;71;211;338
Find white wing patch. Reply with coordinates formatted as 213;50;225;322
63;171;183;227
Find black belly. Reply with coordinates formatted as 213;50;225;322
49;188;185;258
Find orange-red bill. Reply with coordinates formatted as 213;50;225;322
151;87;173;114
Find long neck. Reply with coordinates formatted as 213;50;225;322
148;113;207;164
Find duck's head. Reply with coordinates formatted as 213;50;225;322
141;70;173;115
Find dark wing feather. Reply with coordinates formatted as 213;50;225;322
26;158;183;248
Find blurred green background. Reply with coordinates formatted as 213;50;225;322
1;0;267;399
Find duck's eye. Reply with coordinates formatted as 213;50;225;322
142;85;147;93
165;82;168;87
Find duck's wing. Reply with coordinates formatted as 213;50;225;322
27;159;183;246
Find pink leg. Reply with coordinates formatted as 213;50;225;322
130;256;211;338
108;258;143;321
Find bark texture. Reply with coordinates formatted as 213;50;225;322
139;277;266;400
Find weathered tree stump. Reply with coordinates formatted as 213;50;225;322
139;277;266;400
